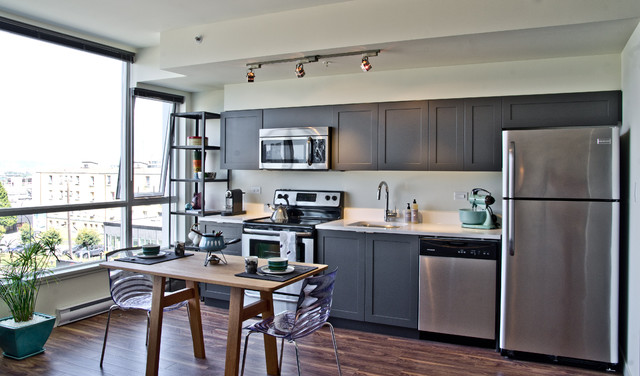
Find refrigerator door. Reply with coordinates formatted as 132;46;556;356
503;126;619;200
500;199;619;363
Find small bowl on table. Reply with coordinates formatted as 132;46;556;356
267;257;288;271
142;244;160;256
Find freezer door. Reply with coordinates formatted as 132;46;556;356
500;199;619;363
503;126;619;200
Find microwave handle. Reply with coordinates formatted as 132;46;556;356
306;137;312;166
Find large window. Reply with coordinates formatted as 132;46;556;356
0;20;176;268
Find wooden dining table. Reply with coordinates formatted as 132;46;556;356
100;253;327;376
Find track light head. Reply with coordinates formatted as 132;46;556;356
247;68;255;83
361;56;372;72
295;63;305;78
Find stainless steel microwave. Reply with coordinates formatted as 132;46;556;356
259;127;330;170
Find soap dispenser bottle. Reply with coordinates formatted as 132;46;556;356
404;203;411;223
411;199;419;223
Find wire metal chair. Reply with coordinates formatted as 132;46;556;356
99;246;189;367
240;269;342;376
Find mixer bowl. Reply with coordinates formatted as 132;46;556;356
459;209;486;225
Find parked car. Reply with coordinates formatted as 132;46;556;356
72;245;104;259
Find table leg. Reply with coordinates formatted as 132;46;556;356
185;280;205;358
259;291;279;376
226;287;245;376
146;275;165;376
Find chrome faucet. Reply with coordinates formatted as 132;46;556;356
377;181;397;222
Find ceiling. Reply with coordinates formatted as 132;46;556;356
0;0;639;92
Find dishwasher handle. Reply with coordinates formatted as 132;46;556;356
420;238;499;260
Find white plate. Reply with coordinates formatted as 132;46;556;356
259;265;295;275
136;251;167;259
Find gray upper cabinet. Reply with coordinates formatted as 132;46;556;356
332;104;379;170
464;98;502;171
429;99;464;171
220;110;263;170
263;105;332;128
378;101;429;170
502;91;621;129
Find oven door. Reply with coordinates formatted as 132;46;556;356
242;229;315;312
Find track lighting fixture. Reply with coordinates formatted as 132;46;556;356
295;63;305;78
244;49;379;81
361;55;372;72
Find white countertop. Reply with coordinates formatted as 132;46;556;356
198;207;501;240
316;219;501;240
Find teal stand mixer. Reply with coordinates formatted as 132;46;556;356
459;188;499;229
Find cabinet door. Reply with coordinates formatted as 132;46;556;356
464;98;501;171
502;91;621;129
220;110;262;169
199;222;243;301
332;104;379;170
365;233;419;328
263;106;333;128
429;99;464;171
378;101;429;170
317;230;366;321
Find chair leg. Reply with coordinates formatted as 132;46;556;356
293;340;302;376
99;305;118;367
325;322;343;376
240;331;254;376
145;311;151;346
279;337;285;372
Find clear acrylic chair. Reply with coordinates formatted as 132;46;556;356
240;269;342;376
99;247;189;367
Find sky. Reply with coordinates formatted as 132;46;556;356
0;30;124;173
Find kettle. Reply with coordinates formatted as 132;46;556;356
270;204;289;223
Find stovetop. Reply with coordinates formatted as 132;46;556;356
243;189;344;230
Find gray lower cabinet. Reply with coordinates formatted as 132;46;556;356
317;230;419;329
199;222;243;301
220;109;263;170
332;104;379;170
502;91;621;129
378;101;429;170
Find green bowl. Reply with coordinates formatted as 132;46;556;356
458;209;486;225
142;244;160;255
268;257;288;271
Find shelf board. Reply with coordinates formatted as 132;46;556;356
172;111;220;120
171;178;229;183
172;145;220;150
171;209;223;216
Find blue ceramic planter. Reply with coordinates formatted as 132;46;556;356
0;312;56;359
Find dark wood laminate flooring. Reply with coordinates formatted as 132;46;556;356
0;305;612;375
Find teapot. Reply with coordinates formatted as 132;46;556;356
269;204;289;223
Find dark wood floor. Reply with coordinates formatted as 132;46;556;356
0;304;612;375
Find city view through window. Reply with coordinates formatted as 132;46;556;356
0;30;169;268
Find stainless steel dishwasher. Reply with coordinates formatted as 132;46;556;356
418;237;499;340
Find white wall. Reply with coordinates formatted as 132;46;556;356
204;54;621;215
621;22;640;376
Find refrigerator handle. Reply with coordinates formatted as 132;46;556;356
507;141;515;256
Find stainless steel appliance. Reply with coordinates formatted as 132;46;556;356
242;189;343;312
221;189;245;216
501;126;620;365
419;237;499;341
259;127;330;170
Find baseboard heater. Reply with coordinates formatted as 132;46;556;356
56;296;113;326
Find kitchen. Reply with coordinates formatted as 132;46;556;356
1;1;640;375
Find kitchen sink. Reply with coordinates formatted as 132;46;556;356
347;221;407;229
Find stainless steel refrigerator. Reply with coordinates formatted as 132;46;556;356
500;126;619;365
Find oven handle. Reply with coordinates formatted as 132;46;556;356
243;228;314;237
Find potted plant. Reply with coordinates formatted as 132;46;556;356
0;239;56;359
